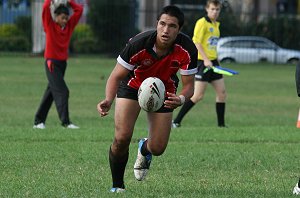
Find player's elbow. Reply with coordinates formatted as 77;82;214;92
184;84;195;99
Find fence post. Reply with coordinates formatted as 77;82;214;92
31;0;45;54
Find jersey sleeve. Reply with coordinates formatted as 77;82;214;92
117;41;137;71
192;18;205;44
68;0;84;30
175;34;198;76
42;0;52;32
179;46;198;76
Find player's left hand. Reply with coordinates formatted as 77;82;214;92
164;92;183;109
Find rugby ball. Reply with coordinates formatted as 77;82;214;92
52;0;68;8
138;77;165;112
50;0;68;20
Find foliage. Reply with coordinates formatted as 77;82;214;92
0;24;22;37
180;3;300;51
87;0;138;55
264;16;300;50
180;9;203;38
72;24;95;41
0;23;30;51
180;4;244;38
70;24;99;53
0;36;30;51
218;7;300;50
233;16;300;50
14;16;32;44
219;6;241;37
72;38;99;54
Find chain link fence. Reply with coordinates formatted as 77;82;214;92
1;0;300;63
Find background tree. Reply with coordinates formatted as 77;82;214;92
87;0;138;55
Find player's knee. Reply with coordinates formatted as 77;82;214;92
112;136;131;152
148;145;166;156
217;92;226;102
191;94;204;103
59;87;69;98
217;91;226;101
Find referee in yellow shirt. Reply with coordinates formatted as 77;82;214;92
173;0;227;128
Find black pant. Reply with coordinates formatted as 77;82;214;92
34;59;70;125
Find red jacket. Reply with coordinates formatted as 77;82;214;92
42;0;83;60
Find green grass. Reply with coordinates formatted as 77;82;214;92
0;55;299;197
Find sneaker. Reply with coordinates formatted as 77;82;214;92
134;138;152;181
110;187;125;193
33;123;45;129
65;123;80;129
293;179;300;195
171;120;181;128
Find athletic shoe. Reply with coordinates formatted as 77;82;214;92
33;123;45;129
293;179;300;195
171;120;181;128
134;138;152;181
110;187;125;193
65;123;80;129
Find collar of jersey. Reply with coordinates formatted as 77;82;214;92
205;16;213;23
146;31;174;60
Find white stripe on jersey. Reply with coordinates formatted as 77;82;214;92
180;67;198;76
117;55;135;70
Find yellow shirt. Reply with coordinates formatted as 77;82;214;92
192;16;220;60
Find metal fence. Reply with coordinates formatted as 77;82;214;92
1;0;300;64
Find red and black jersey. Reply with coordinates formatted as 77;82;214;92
117;30;198;94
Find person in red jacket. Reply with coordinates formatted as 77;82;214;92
33;0;83;129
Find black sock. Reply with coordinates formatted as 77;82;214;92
140;140;151;156
173;99;195;124
109;147;128;189
216;102;225;126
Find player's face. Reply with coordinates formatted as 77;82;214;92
156;14;180;48
55;13;69;28
206;3;221;21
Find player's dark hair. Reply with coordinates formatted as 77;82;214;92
157;5;184;29
54;5;70;16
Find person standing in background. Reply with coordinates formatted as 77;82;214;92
172;0;227;128
33;0;83;129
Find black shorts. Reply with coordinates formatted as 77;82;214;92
116;82;173;113
195;60;223;82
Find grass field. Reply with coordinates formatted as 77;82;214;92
0;55;300;197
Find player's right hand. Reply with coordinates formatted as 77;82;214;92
164;92;182;109
204;59;213;68
97;99;112;117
